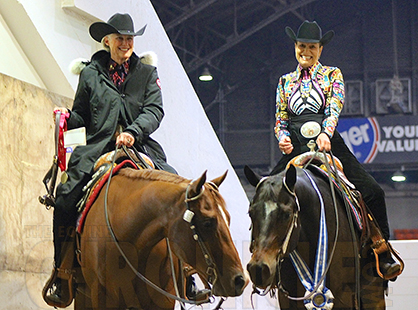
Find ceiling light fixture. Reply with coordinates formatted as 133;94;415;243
391;170;406;182
199;67;213;82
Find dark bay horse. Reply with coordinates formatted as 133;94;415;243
74;168;248;310
245;164;386;310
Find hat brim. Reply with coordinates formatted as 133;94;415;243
319;30;334;46
89;22;146;42
285;26;297;43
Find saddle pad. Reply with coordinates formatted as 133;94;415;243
76;159;138;233
307;164;363;231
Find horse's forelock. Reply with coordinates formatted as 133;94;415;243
204;183;230;225
257;175;283;202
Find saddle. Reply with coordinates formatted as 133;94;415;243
288;151;404;280
76;148;153;233
43;147;153;308
288;152;363;231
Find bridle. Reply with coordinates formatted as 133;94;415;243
252;150;351;305
101;146;221;306
250;174;300;297
183;182;219;286
279;175;301;258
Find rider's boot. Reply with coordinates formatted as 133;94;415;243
186;275;211;301
371;234;402;281
45;275;63;304
367;208;403;281
43;209;76;307
377;248;401;281
44;222;64;305
44;240;75;307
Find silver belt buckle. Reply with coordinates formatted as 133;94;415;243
300;121;321;139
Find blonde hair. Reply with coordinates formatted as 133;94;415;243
101;35;110;52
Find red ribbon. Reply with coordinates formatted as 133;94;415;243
55;110;70;171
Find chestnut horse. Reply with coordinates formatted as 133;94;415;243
245;164;386;310
74;168;247;310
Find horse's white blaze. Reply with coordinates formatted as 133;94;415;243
259;201;278;238
264;201;278;219
218;204;229;226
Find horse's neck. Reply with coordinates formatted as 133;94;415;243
112;177;187;247
296;171;353;246
295;173;324;235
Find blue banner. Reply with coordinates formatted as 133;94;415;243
337;115;418;164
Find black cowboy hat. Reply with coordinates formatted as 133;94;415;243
89;13;147;42
285;20;334;46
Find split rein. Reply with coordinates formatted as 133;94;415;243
103;145;220;308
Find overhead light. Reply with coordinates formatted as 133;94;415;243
391;170;406;182
199;67;213;82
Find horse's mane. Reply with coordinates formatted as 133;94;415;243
118;168;189;184
119;168;229;217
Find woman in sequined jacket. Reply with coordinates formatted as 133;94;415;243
270;20;400;278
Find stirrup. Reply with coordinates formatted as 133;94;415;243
42;267;74;308
372;239;404;280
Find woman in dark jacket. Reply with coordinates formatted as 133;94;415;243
45;13;176;304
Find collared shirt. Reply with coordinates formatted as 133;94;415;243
288;68;325;115
274;61;345;142
109;59;130;90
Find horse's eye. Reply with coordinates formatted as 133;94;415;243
202;218;216;230
281;212;290;221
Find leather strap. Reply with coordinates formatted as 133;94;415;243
39;111;69;208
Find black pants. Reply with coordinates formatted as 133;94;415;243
53;173;91;265
271;131;390;240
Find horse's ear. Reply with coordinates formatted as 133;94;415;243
284;164;297;192
190;170;207;196
211;170;228;188
244;165;262;187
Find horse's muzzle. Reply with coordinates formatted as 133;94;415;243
212;272;248;297
246;260;275;288
233;274;248;295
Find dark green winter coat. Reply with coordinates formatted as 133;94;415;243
57;50;176;198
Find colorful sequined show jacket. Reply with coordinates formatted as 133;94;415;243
274;61;345;143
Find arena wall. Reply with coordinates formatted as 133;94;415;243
0;73;73;309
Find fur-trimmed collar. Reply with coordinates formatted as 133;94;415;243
69;51;158;75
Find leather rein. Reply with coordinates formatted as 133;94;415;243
39;111;62;208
